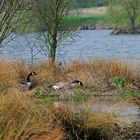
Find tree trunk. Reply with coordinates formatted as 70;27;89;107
49;45;56;63
130;7;137;33
131;18;136;33
49;27;58;63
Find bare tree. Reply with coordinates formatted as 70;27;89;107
32;0;77;63
0;0;23;47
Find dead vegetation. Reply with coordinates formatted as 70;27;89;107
0;59;139;95
0;92;130;140
0;58;139;140
0;92;65;140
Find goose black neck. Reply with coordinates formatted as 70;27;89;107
79;81;83;87
27;73;32;82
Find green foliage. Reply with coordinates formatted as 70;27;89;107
115;78;125;88
108;0;140;28
118;89;140;100
107;5;128;27
73;86;98;95
34;88;45;98
15;15;108;32
63;15;109;27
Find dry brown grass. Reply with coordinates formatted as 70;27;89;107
32;131;65;140
0;59;139;140
0;90;132;140
0;60;17;92
38;59;138;87
35;60;67;85
0;59;139;94
0;92;65;140
45;104;127;140
0;60;36;94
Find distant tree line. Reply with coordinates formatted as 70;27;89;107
108;0;140;34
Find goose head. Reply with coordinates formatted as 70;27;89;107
27;71;37;82
20;71;38;90
71;80;83;87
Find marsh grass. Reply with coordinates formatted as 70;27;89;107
0;90;137;140
0;92;65;140
0;59;139;95
118;89;140;100
46;104;127;140
0;60;17;93
0;59;139;140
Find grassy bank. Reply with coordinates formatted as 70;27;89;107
0;59;139;95
16;14;109;32
63;15;109;27
1;6;109;33
0;59;139;139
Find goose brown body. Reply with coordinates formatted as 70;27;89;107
48;80;83;90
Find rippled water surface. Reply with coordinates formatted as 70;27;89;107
1;30;140;63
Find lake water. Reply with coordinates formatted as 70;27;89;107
0;30;140;64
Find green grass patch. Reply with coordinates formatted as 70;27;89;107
63;15;109;27
16;14;109;32
36;86;99;104
73;86;98;95
118;89;140;100
38;96;57;104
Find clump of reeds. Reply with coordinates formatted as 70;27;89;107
0;60;36;94
35;59;139;88
0;90;132;140
0;59;138;140
46;104;126;140
0;60;17;93
0;92;65;140
0;59;139;94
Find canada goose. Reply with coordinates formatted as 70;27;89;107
18;71;37;90
48;80;83;90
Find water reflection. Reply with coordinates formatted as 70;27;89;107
53;97;140;123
